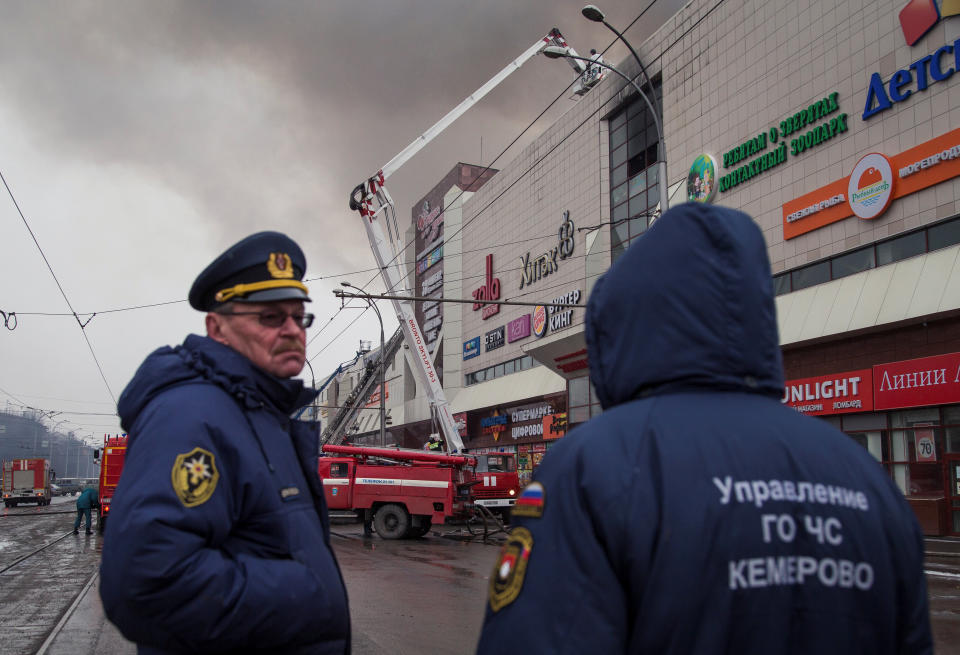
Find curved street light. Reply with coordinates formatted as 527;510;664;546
339;282;386;448
542;45;668;213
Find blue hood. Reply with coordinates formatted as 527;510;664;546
118;334;317;438
585;202;784;409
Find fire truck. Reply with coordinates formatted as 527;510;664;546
319;444;477;539
2;458;52;507
331;27;595;515
94;434;128;532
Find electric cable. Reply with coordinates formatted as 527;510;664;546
1;169;117;405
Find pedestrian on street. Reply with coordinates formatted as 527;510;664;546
100;232;350;654
476;203;931;654
73;485;98;535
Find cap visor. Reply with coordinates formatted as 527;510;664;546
235;287;312;303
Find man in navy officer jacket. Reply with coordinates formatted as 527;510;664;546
476;203;931;654
100;232;350;654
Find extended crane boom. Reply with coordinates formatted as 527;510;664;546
348;28;588;454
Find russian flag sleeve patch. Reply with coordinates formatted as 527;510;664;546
511;481;546;519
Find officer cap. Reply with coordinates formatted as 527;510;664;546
188;231;312;311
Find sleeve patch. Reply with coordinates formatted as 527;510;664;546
488;527;533;612
510;481;545;519
171;447;220;507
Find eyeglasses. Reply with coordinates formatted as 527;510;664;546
217;310;315;328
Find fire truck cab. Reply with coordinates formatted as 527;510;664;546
319;445;477;539
469;453;519;515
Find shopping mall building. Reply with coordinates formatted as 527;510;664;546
322;0;960;535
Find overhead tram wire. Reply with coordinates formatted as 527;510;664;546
0;169;117;405
9;219;597;324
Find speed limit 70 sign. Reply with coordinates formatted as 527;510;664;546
915;426;936;463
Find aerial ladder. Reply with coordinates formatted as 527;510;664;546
321;327;405;445
347;28;595;454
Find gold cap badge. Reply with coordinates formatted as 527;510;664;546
267;252;294;279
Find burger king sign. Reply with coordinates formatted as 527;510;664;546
532;305;547;338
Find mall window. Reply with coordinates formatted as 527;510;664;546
465;355;535;386
608;77;662;263
568;375;602;427
831;246;875;279
773;214;959;295
791;261;830;291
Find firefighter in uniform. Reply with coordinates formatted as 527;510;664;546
476;204;931;654
100;232;350;654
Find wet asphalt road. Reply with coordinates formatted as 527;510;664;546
334;524;497;655
2;499;959;654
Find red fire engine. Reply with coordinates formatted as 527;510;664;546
319;444;477;539
95;434;128;532
2;458;52;507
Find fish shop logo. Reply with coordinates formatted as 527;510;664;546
847;153;894;220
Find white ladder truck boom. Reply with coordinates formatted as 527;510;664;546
348;28;589;454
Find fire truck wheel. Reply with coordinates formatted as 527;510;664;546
374;504;409;540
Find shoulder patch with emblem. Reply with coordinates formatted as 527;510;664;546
171;447;219;507
510;481;545;519
489;527;534;612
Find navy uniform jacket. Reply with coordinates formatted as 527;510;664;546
100;335;350;654
476;203;931;654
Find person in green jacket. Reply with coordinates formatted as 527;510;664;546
74;486;98;535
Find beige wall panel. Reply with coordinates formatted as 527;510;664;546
875;257;925;325
908;247;959;318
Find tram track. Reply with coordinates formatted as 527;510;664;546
0;510;78;518
0;506;104;655
0;530;78;574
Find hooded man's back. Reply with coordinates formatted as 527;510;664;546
476;203;931;654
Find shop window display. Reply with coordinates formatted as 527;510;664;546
889;408;942;496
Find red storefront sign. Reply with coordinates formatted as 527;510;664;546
782;369;873;415
873;351;960;410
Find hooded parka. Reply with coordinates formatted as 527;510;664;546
476;203;931;654
100;335;350;654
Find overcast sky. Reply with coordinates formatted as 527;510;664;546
0;0;684;443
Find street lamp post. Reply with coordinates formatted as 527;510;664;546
577;4;668;213
49;419;68;474
542;44;668;213
303;359;319;423
339;282;386;449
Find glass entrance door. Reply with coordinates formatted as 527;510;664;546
948;455;960;536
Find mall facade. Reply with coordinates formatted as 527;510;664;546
323;0;960;534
